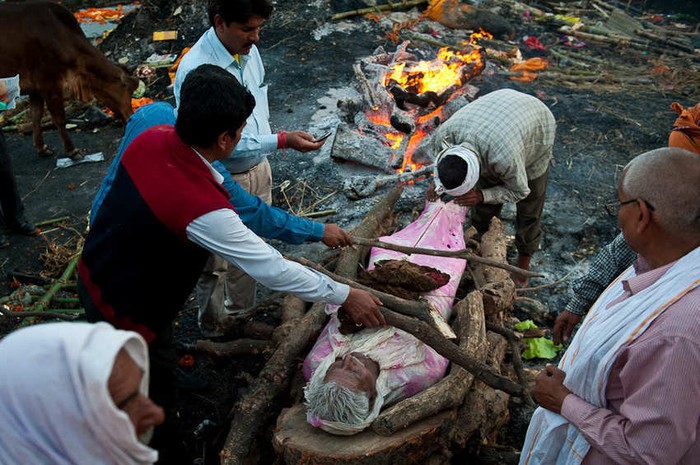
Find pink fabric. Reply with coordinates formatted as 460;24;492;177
303;201;468;405
560;259;700;465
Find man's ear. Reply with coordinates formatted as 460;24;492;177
215;131;229;153
636;199;653;234
213;14;225;31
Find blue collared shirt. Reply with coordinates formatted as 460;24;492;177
173;28;278;173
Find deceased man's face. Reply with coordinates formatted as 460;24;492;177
324;352;379;400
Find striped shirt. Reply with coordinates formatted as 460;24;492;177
430;88;556;205
561;256;700;464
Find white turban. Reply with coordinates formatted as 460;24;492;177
0;322;158;465
433;145;480;197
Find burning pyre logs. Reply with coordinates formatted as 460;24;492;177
333;40;486;196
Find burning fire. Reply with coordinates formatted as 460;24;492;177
386;47;482;95
364;31;491;173
384;30;491;95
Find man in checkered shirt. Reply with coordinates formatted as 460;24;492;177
553;233;637;344
427;88;556;285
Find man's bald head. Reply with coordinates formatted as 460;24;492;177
621;147;700;237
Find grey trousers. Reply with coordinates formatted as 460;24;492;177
196;158;273;336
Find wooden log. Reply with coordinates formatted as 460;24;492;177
195;338;271;358
478;218;515;325
451;331;510;447
242;321;275;340
453;380;511;445
290;256;434;324
371;290;486;436
343;166;434;199
479;217;509;284
272;295;308;344
382;309;523;397
220;188;404;465
274;404;454;465
352;236;541;279
353;62;378;108
331;0;429;21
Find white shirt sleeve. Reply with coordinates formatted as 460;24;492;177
186;209;349;305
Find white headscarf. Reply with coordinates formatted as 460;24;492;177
433;144;480;197
0;322;158;465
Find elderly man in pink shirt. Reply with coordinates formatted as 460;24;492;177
521;147;700;464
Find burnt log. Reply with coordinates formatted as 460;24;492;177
195;338;271;358
451;331;510;447
426;0;514;39
330;122;395;173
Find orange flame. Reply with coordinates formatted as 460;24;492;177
369;35;491;174
385;46;484;95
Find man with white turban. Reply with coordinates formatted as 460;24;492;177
428;88;556;285
0;322;164;465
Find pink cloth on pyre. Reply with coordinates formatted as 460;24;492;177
303;200;468;408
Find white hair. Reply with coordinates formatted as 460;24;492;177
622;147;700;236
303;378;370;425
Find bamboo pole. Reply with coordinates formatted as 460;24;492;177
19;254;80;327
332;0;429;20
351;237;543;278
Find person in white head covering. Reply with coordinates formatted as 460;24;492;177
427;88;556;286
0;322;164;465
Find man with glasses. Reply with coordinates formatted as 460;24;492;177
522;147;700;464
554;107;700;344
174;0;330;337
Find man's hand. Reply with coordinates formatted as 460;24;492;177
552;310;582;345
286;131;326;152
426;182;439;202
342;288;385;328
321;224;353;248
453;189;483;207
534;364;571;414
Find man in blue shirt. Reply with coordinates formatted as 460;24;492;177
91;102;352;337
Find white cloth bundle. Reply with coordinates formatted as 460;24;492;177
0;322;158;465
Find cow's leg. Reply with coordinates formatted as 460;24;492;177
29;93;52;157
44;90;81;160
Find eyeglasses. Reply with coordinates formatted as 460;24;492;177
604;198;655;217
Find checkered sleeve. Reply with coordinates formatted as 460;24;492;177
564;233;637;315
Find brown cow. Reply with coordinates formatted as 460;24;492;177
0;1;139;159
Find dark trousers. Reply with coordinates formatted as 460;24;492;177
0;132;26;229
77;277;178;408
472;169;549;256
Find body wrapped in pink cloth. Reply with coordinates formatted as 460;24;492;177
303;200;468;435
